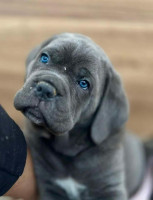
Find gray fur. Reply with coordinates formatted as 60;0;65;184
14;33;146;200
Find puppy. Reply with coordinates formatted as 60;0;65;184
14;33;146;200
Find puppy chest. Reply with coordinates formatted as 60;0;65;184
55;177;86;199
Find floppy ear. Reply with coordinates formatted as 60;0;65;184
91;61;129;145
26;37;54;67
26;45;41;67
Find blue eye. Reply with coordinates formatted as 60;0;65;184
40;53;49;63
78;80;89;90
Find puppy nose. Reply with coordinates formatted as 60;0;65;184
35;81;57;100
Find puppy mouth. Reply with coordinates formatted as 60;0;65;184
14;73;73;134
23;107;45;126
23;107;66;136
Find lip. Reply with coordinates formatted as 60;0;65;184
23;107;44;126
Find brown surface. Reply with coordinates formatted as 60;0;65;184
0;0;153;138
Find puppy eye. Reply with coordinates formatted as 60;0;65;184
40;53;49;64
78;80;90;90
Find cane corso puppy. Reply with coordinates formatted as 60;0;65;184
14;33;146;200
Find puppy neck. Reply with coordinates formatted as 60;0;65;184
25;119;94;157
50;126;94;157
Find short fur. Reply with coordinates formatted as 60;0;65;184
14;33;146;200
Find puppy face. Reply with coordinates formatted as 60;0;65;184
14;33;129;142
14;33;106;135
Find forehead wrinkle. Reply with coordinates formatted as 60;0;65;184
78;67;93;78
72;42;98;65
41;46;61;64
46;38;78;52
46;40;78;66
44;37;99;71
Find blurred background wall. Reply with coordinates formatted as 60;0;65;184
0;0;153;139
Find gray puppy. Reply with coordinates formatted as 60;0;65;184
14;33;146;200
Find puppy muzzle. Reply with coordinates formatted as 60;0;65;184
14;70;74;133
35;81;57;101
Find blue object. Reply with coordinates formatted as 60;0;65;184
40;53;49;63
78;80;89;90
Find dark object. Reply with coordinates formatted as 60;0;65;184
14;33;147;200
35;81;57;100
0;105;27;196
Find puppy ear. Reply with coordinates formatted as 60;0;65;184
26;45;41;67
91;61;129;145
25;37;57;67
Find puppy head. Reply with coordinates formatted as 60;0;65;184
14;33;129;143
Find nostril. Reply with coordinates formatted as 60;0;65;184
37;85;42;92
35;81;57;100
46;92;52;99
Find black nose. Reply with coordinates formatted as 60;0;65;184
35;81;57;100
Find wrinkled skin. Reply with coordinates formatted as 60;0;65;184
14;33;146;200
14;34;104;135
